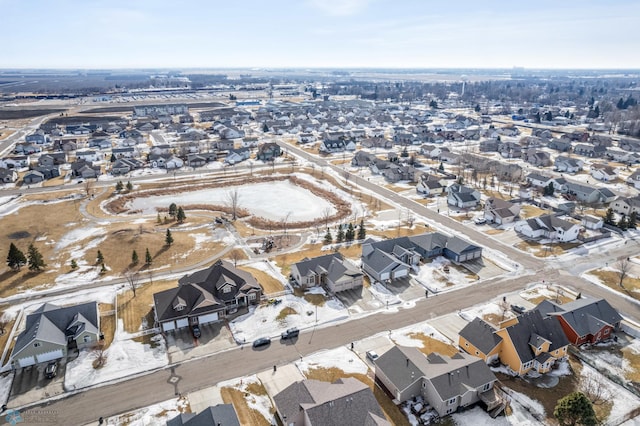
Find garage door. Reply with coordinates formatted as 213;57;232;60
162;321;175;332
393;268;409;279
176;318;189;329
17;356;36;368
36;349;63;363
198;312;219;324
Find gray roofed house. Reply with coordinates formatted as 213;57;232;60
167;404;240;426
447;184;481;209
458;317;503;363
153;260;262;332
273;378;390;426
534;297;622;345
10;302;100;368
515;214;580;242
290;253;363;293
374;346;503;417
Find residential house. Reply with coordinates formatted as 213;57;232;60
187;154;208;168
23;170;45;184
76;150;102;163
273;378;389;426
611;195;640;216
561;182;615;204
289;253;363;294
298;132;316;144
447;184;481;209
149;153;184;169
581;215;604;230
535;297;622;345
420;144;443;158
547;139;572;152
14;143;41;155
111;158;143;175
25;132;47;145
256;143;281;161
10;302;100;368
458;317;503;364
361;232;481;283
498;141;522;159
150;144;172;156
524;150;551;167
484;198;521;225
113;147;137;159
351;151;377;167
554;156;583;173
494;310;570;376
167;404;240;426
70;159;101;179
479;140;499;153
225;148;250;165
526;172;553;188
382;164;417;182
87;138;112;150
0;167;18;183
589;163;617;182
153;260;262;332
516;214;580;242
374;346;502;417
439;151;461;164
32;165;60;180
628;170;640;190
38;152;67;167
416;174;446;197
573;144;606;158
361;137;392;149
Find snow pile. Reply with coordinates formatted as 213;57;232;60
548;358;572;377
460;302;508;323
391;321;452;347
297;346;368;375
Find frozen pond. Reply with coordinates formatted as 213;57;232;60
126;180;337;221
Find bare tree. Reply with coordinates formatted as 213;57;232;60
92;341;107;369
226;189;240;221
405;209;415;228
0;314;8;336
615;257;631;288
229;249;242;267
84;179;95;198
582;374;612;406
281;211;292;243
124;270;140;297
322;207;332;230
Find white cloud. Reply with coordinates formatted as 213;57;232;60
307;0;374;16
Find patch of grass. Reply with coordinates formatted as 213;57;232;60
520;204;549;218
621;346;640;382
276;307;298;322
220;386;272;426
238;266;284;294
246;381;268;396
527;294;574;305
99;314;116;349
368;226;428;239
405;333;458;357
293;287;326;306
273;243;362;275
483;313;508;327
591;270;640;294
118;279;177;333
0;312;16;360
305;367;409;426
132;333;162;349
485;228;505;235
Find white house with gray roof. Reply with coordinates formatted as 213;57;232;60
515;214;580;242
374;346;503;417
10;302;100;368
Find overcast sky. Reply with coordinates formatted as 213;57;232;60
2;0;639;69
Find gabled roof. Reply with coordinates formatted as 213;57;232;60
167;404;240;426
459;317;503;354
273;378;389;426
501;310;569;364
535;297;623;337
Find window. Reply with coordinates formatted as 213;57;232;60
249;293;256;301
175;305;184;311
223;286;232;294
34;342;40;348
83;335;91;343
604;328;610;334
446;407;456;414
482;382;491;392
447;397;457;406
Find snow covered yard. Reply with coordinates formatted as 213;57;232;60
217;375;274;425
415;256;478;294
229;288;348;343
105;396;189;425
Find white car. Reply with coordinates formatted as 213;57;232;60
366;350;379;362
473;217;487;225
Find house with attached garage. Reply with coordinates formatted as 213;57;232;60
589;163;618;182
273;378;390;426
515;214;580;242
256;142;281;161
153;260;262;332
611;195;640;216
560;182;617;205
554;156;583;173
458;317;503;364
416;174;447;197
573;144;606;158
447;183;481;209
0;167;18;183
627;170;640;190
10;302;100;368
483;197;520;225
289;253;363;294
526;172;553;188
374;346;505;418
535;297;622;346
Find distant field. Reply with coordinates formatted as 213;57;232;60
79;106;133;114
0;109;65;119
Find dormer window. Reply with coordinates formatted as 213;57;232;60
175;305;184;311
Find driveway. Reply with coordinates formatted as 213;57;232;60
165;322;235;364
8;360;67;407
334;286;382;314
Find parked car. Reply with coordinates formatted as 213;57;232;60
281;327;299;340
191;324;201;339
252;337;271;348
366;350;379;362
44;361;58;379
511;304;526;314
473;217;487;225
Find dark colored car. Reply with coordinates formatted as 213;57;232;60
252;337;271;348
44;361;58;379
191;324;201;339
281;327;299;340
511;304;526;314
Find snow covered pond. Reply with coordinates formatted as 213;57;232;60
126;180;337;221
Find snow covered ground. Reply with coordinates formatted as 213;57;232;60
297;346;368;376
229;289;348;342
390;321;453;347
216;375;274;423
0;372;13;405
104;396;188;426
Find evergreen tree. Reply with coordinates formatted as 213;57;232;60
336;225;345;243
617;97;625;109
474;104;481;113
618;215;628;230
438;162;445;172
323;229;333;245
553;392;597;426
100;262;107;274
110;153;116;162
131;250;139;265
345;223;355;242
604;208;615;225
429;100;438;109
534;112;541;123
70;259;78;270
145;248;152;265
262;123;269;132
115;180;124;192
593;105;600;117
176;206;186;223
165;229;174;246
168;203;177;218
6;243;27;271
27;244;46;272
545;111;553;121
126;181;133;191
401;146;409;158
544;182;555;196
629;211;637;229
357;219;367;240
157;213;162;224
96;250;104;265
